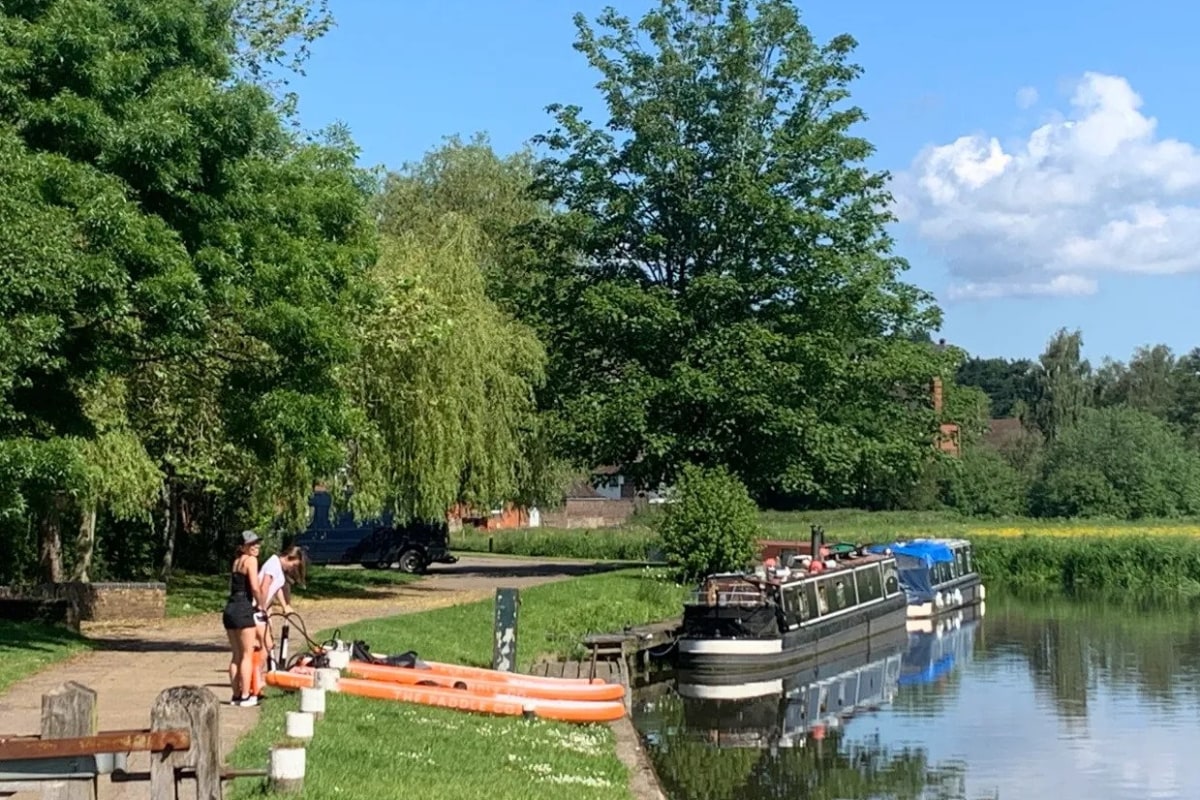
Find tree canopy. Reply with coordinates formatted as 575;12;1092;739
527;0;952;507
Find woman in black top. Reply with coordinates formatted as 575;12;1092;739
223;530;267;707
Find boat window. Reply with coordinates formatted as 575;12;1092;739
964;547;973;573
783;584;810;622
955;548;969;576
815;580;830;615
803;582;819;619
822;576;856;614
855;564;883;602
882;562;900;596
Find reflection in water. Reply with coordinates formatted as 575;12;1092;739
634;596;1200;800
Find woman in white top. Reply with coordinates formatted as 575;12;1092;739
254;546;308;673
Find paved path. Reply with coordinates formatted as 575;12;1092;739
0;556;616;799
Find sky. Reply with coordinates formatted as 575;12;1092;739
287;0;1200;362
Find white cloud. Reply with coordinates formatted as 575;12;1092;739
1015;86;1039;109
896;72;1200;301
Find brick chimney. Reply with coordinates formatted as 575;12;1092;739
931;376;943;415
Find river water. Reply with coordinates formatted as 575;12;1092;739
632;595;1200;800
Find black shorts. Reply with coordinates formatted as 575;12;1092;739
222;602;257;631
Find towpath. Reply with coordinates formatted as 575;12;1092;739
0;556;618;800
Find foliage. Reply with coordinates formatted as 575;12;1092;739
937;447;1027;517
1030;328;1091;442
528;0;950;505
343;223;547;522
657;464;761;581
367;138;569;512
1030;407;1200;519
955;356;1037;418
970;534;1200;600
0;0;374;581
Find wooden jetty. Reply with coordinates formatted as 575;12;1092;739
526;618;681;710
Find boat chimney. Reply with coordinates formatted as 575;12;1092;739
810;525;823;558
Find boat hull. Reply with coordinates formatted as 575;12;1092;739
676;593;908;680
344;660;625;701
904;574;985;619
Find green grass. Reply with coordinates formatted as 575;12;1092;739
166;566;423;617
227;568;687;799
0;620;94;693
451;526;661;562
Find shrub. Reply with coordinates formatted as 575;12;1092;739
656;464;761;582
938;447;1027;517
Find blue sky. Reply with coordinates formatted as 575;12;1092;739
289;1;1200;362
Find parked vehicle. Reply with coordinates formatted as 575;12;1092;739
292;488;458;573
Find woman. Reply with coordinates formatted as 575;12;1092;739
222;530;267;708
255;545;308;669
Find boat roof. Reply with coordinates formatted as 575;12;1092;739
865;538;969;565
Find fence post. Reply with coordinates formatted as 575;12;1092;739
41;681;97;800
149;686;220;800
491;587;519;672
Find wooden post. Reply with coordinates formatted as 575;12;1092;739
299;688;325;720
491;587;519;672
41;681;97;800
268;743;305;794
150;686;219;800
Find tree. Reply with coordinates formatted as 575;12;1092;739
530;0;948;505
955;357;1037;418
657;464;761;581
1031;329;1091;442
1030;407;1200;519
1093;344;1177;418
0;0;373;580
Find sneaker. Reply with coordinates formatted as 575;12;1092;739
236;695;259;708
227;695;244;706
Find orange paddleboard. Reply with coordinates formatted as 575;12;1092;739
266;669;625;724
344;660;625;702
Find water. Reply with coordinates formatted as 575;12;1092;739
632;596;1200;800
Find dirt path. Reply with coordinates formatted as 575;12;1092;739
0;556;616;799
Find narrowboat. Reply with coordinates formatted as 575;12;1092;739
677;527;909;678
866;538;985;618
672;633;905;749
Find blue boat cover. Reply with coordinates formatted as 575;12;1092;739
866;540;956;566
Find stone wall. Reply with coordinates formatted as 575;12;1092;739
0;582;166;623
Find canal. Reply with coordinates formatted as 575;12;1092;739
632;595;1200;799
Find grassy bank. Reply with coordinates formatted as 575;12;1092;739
228;568;687;799
0;621;94;694
166;566;422;617
450;511;1200;600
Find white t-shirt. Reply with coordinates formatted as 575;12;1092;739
259;555;287;608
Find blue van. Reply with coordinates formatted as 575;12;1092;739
292;487;458;574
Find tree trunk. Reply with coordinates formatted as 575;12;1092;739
37;494;67;583
71;505;98;582
159;480;178;582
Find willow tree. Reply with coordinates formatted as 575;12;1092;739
344;219;546;521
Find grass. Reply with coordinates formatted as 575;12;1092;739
227;568;688;799
165;566;423;617
0;620;94;693
451;526;661;562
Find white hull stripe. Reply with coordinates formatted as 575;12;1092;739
678;638;783;655
677;679;785;700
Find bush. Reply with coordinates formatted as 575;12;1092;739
657;464;761;582
1030;407;1200;519
938;448;1027;517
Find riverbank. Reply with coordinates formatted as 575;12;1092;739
451;510;1200;599
227;568;687;799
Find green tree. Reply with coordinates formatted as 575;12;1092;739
1030;407;1200;519
938;447;1026;517
955;356;1037;418
1094;344;1177;418
1031;328;1092;442
657;464;761;581
530;0;948;506
0;0;373;580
